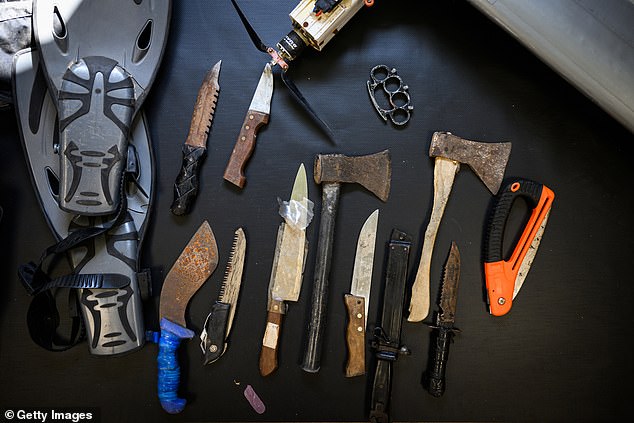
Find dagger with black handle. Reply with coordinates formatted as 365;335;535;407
171;61;221;215
200;228;247;364
152;221;218;414
425;241;460;397
369;229;411;423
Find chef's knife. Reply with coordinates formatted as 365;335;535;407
344;209;378;377
200;227;247;364
426;241;460;397
156;221;218;414
171;61;221;215
223;63;273;188
259;164;309;376
484;178;555;316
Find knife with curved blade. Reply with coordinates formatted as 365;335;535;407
156;221;218;414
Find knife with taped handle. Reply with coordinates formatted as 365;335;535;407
224;63;273;188
200;228;247;364
171;61;221;215
484;178;555;316
344;209;378;377
155;221;218;414
259;164;310;376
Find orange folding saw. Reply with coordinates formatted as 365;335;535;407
484;179;555;316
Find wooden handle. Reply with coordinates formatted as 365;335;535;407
344;294;366;377
224;110;269;188
408;157;459;322
259;310;283;377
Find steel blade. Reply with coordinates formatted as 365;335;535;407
438;241;460;325
218;227;247;338
270;164;308;302
160;221;219;326
248;63;273;115
350;209;379;323
185;60;221;148
513;208;551;299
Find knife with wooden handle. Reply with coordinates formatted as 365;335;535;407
344;209;378;377
224;63;273;188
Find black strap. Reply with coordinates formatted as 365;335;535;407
229;0;268;53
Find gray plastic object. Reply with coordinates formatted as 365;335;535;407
33;0;171;215
468;0;634;134
13;48;153;356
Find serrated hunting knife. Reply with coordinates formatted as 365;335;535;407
200;227;247;364
224;63;273;188
171;60;221;215
259;164;309;376
344;209;378;377
156;221;218;414
484;178;555;316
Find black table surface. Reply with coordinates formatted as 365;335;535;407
1;1;633;422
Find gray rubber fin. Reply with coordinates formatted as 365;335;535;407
32;0;170;215
13;48;154;356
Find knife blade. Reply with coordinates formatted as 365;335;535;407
156;221;218;414
171;60;222;215
484;178;555;316
224;63;273;188
426;241;460;397
344;208;378;377
200;227;247;364
259;163;309;376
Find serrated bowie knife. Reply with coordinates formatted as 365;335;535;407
484;178;555;316
224;63;273;188
200;227;247;364
344;209;378;377
370;229;412;423
155;221;218;414
425;241;460;397
259;164;310;376
171;60;222;215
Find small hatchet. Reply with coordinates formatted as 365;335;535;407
408;132;511;322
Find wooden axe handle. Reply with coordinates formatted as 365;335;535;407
408;157;459;322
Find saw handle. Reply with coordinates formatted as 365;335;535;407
223;110;269;188
202;302;230;365
344;294;366;377
157;318;194;414
171;144;207;216
259;301;284;376
426;324;454;397
484;179;555;316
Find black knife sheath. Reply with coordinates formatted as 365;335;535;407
369;229;412;423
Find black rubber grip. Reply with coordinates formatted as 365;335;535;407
426;325;454;397
170;144;207;216
484;178;544;263
203;302;230;365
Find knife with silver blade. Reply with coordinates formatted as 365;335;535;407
200;227;247;365
171;60;222;215
344;209;378;377
425;241;460;397
155;221;218;414
259;163;310;376
224;63;273;188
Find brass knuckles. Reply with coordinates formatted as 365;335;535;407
366;65;414;126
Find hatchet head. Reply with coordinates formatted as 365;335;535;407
430;132;511;194
314;150;392;201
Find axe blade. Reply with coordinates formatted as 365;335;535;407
430;132;512;194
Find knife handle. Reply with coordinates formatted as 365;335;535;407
369;359;392;423
170;144;207;216
344;294;366;377
202;301;230;365
223;110;269;188
259;308;283;377
157;317;195;414
483;179;555;316
426;325;454;397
